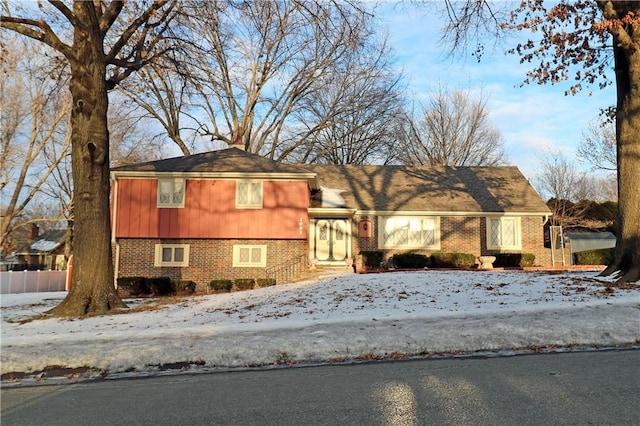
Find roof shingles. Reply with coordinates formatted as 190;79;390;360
306;165;550;214
112;148;550;214
111;148;309;175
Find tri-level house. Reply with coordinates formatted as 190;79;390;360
110;148;552;289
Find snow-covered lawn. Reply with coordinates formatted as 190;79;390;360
1;270;638;381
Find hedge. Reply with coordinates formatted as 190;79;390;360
360;251;384;268
430;252;476;269
175;280;197;293
393;253;429;269
116;276;175;296
574;248;614;265
234;278;255;291
257;278;277;287
209;279;233;292
493;253;535;267
116;276;149;296
147;277;174;296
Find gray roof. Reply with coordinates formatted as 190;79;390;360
111;148;310;175
112;149;550;214
565;232;616;253
15;229;67;255
306;165;551;214
564;232;616;241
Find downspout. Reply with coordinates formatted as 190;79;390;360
114;243;120;289
111;175;119;289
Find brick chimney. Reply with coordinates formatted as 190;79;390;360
229;132;245;151
26;223;39;241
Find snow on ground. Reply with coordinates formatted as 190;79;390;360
1;270;638;379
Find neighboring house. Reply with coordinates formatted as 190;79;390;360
110;148;552;289
13;225;69;270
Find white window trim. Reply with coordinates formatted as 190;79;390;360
377;216;440;250
154;244;190;267
157;178;185;208
235;180;263;209
233;245;267;267
486;216;522;250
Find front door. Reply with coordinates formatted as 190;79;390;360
314;219;349;262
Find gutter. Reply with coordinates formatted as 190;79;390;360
110;170;320;191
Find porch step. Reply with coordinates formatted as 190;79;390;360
307;264;355;280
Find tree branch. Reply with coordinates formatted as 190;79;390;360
105;0;173;64
0;17;73;59
99;0;124;33
48;0;78;27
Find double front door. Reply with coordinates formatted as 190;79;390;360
313;219;349;262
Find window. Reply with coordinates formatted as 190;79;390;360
154;244;190;267
233;245;267;267
157;178;185;207
486;217;522;250
378;216;440;249
55;255;66;271
236;180;263;209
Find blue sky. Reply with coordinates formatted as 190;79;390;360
375;2;616;179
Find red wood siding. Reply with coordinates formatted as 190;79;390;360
115;179;309;239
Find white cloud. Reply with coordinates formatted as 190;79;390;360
376;4;616;174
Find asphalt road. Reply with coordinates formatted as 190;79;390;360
2;350;639;425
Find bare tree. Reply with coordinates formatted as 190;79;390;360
107;100;167;167
116;60;195;155
577;118;616;172
397;86;506;166
17;82;163;266
436;0;640;282
194;0;361;158
41;135;74;262
589;175;617;202
0;36;71;250
121;0;402;163
535;151;595;230
1;0;180;315
289;33;405;165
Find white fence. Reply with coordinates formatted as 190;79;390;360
0;270;68;294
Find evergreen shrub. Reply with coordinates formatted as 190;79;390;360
393;253;429;269
257;278;277;287
116;277;149;296
360;251;384;268
494;253;536;267
234;278;255;291
209;279;233;292
430;252;476;269
175;280;197;293
574;248;614;265
148;277;174;295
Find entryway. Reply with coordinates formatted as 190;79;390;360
312;218;350;263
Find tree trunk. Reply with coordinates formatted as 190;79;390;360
49;15;126;315
599;32;640;283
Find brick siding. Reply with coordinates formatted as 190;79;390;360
116;238;308;292
352;214;551;269
117;215;551;287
